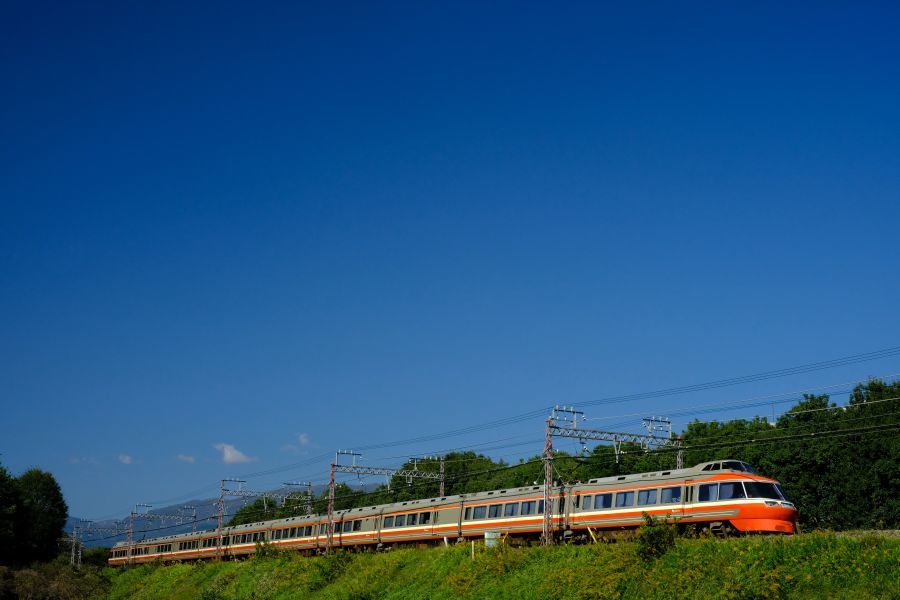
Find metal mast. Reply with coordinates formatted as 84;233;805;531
326;450;441;554
541;406;684;544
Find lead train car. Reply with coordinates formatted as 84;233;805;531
109;460;796;565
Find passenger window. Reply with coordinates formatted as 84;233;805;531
488;504;502;518
699;483;718;502
353;520;362;531
395;515;406;527
384;516;394;527
473;506;487;519
419;512;431;525
719;482;746;500
538;500;545;514
661;487;681;503
638;489;657;505
594;493;612;509
463;507;472;520
581;495;590;510
521;501;536;515
615;491;635;507
504;502;519;517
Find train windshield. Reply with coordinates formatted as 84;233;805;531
775;484;791;502
721;461;758;474
743;482;784;500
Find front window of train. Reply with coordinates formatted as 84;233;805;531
744;481;790;502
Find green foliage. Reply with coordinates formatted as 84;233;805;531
3;556;110;600
81;547;112;568
309;550;352;590
103;533;900;599
0;462;69;568
634;512;677;562
252;539;281;561
0;465;19;567
14;468;69;564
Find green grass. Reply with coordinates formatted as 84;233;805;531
103;532;900;600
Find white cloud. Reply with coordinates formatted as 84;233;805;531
118;454;133;465
297;433;310;446
177;454;195;464
214;443;254;464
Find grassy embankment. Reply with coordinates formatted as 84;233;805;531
105;532;898;600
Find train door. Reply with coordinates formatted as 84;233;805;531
670;481;688;521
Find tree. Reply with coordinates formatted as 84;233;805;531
15;469;68;564
0;464;20;566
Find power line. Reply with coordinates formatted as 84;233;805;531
86;349;900;523
95;421;900;546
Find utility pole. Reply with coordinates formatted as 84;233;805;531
69;519;127;569
327;450;361;554
126;511;134;565
181;505;198;533
561;412;683;466
439;456;445;497
283;481;314;515
542;416;554;546
541;406;685;544
327;461;336;553
327;450;441;554
642;416;683;469
73;520;126;568
69;525;80;568
125;504;154;565
217;479;231;559
217;477;295;557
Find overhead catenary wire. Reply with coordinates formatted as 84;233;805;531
86;347;900;523
94;421;900;545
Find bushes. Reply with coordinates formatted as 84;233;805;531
634;513;677;562
103;534;900;599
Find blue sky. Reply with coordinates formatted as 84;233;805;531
1;1;899;519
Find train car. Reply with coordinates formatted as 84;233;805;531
108;460;796;565
568;459;795;536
